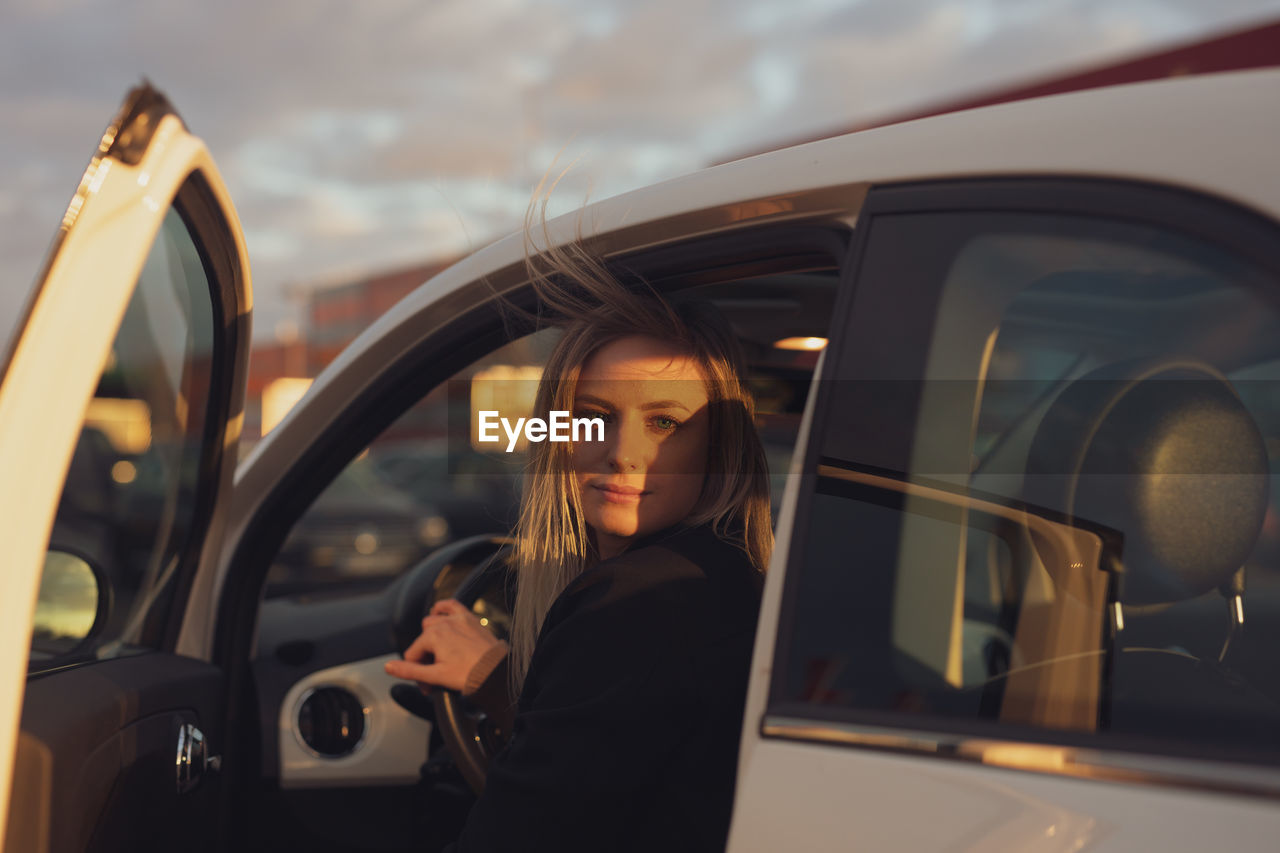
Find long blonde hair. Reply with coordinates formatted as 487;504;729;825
506;227;773;690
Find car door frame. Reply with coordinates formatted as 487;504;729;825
200;207;861;847
0;86;251;852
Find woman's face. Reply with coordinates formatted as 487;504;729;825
572;335;710;559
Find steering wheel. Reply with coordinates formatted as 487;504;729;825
387;534;512;794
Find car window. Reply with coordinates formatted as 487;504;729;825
265;272;837;600
263;331;552;599
32;204;219;670
776;202;1280;764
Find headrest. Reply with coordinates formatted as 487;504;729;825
1024;359;1269;605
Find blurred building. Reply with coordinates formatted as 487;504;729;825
244;259;456;441
306;260;455;373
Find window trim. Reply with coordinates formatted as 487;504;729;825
762;714;1280;802
767;177;1280;794
26;171;244;674
157;171;247;650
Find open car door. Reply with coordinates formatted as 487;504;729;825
0;85;251;852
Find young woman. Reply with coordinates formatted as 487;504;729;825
385;240;772;852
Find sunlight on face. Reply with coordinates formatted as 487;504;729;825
572;335;709;559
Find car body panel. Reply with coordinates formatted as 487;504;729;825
729;739;1280;852
729;148;1280;851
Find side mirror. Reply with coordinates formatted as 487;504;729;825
30;548;111;661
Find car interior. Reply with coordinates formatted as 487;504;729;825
784;215;1280;767
966;233;1280;755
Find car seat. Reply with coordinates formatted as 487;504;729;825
1022;357;1278;743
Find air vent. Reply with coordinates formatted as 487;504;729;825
297;687;366;757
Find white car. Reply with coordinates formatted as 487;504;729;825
5;69;1280;852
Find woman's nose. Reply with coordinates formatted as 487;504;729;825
608;419;647;472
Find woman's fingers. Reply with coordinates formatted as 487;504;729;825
391;599;501;693
403;628;436;663
384;658;440;684
430;600;492;635
421;601;467;633
385;653;467;692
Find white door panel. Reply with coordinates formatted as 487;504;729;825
731;176;1280;852
730;739;1280;852
0;86;251;851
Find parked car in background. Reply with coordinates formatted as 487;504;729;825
364;440;522;545
5;69;1280;851
265;456;447;598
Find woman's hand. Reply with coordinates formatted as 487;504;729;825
384;598;504;692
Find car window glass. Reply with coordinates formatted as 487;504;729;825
264;331;553;599
32;204;218;671
780;209;1280;762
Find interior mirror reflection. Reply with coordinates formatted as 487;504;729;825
31;549;105;659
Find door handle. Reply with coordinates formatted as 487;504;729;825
176;722;222;793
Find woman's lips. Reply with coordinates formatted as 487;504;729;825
593;483;649;504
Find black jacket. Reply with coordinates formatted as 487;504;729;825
449;523;763;852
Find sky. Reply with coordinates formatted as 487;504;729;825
3;0;1279;349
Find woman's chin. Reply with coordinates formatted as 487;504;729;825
593;505;641;539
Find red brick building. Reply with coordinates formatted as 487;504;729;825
243;259;456;439
305;260;456;373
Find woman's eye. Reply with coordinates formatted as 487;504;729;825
650;415;680;432
576;409;611;423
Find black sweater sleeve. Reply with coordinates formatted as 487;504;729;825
463;652;517;739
